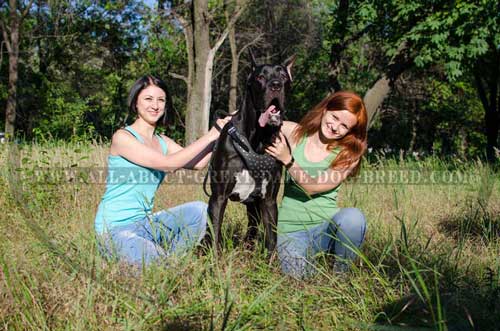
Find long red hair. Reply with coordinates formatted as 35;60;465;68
293;91;368;176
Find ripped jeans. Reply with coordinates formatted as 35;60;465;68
277;207;367;278
98;201;208;266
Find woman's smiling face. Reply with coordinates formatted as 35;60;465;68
320;109;357;140
136;85;166;125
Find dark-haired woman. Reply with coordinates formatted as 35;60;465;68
265;91;368;278
94;75;231;265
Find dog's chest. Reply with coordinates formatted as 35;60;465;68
222;125;279;203
229;169;269;202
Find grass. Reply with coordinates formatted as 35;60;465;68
0;141;499;330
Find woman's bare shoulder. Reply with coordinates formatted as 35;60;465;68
109;128;137;155
282;121;299;136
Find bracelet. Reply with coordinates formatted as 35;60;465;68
214;122;222;132
284;156;295;169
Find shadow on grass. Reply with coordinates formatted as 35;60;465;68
375;275;500;331
366;205;500;331
437;202;500;243
158;319;203;331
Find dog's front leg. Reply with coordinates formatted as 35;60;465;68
206;194;229;252
259;199;278;252
244;202;260;248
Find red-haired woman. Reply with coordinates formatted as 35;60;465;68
265;91;368;278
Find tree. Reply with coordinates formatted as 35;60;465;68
323;0;499;161
225;0;257;115
14;0;144;140
170;0;246;143
223;0;317;120
0;0;35;139
398;0;499;162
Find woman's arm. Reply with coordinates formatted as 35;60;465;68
285;158;358;195
265;131;358;195
110;117;231;172
110;128;218;172
161;135;213;170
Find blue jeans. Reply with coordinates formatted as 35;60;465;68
277;207;367;278
99;201;208;266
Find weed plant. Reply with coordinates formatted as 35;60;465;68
0;142;499;330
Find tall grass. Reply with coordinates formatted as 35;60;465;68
0;142;499;330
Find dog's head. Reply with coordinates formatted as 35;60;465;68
247;51;295;128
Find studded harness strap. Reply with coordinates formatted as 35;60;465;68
203;120;282;201
226;122;277;172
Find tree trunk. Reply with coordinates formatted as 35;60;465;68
4;14;20;139
485;48;499;163
225;0;244;115
227;9;238;114
5;32;19;138
363;76;390;126
408;98;418;153
328;0;348;92
474;51;499;163
364;42;412;128
185;0;211;144
180;0;245;144
2;0;34;140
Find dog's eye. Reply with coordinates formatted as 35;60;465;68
256;74;265;81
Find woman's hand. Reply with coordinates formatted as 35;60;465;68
208;116;232;140
265;131;292;165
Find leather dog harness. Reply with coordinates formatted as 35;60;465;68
226;121;277;172
203;120;280;202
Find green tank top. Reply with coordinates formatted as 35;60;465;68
94;126;168;234
278;136;340;234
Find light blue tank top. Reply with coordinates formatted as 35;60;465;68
94;126;168;234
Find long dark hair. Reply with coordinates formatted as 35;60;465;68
127;75;172;127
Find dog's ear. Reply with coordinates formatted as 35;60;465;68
283;54;297;81
248;48;257;70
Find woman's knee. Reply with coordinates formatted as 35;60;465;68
190;200;208;225
185;201;207;215
106;229;166;265
171;201;208;225
182;201;208;239
277;234;314;278
333;207;367;235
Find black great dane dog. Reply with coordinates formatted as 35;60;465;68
206;52;295;252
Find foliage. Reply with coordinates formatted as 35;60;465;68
1;0;498;156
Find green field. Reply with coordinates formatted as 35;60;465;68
0;142;499;330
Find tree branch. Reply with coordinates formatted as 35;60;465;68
171;9;189;30
21;0;35;18
386;40;413;81
0;20;12;53
211;1;247;53
474;67;490;112
237;32;264;58
489;45;499;115
168;72;188;85
171;9;194;91
0;40;4;67
27;33;79;41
